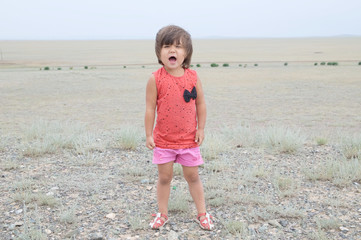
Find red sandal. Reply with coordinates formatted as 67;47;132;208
149;213;168;229
196;212;214;231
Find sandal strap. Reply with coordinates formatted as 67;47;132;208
150;213;168;229
152;213;168;220
197;212;214;230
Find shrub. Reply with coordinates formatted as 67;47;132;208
84;66;88;69
284;62;288;66
238;64;242;67
314;63;318;66
254;63;258;67
196;64;201;67
327;62;338;66
358;61;361;65
210;63;219;67
44;66;50;70
57;67;62;70
69;67;73;70
320;62;326;66
123;66;127;68
222;63;229;67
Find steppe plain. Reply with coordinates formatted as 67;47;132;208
0;38;361;239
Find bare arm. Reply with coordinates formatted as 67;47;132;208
195;76;207;146
144;75;157;150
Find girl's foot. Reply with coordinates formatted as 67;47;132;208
196;212;214;231
149;213;168;229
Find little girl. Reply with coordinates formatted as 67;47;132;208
144;25;214;231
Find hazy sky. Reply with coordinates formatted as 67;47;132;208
1;0;360;40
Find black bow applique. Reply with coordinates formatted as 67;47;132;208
183;87;197;103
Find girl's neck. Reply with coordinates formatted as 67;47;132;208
163;66;185;77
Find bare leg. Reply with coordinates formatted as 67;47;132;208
157;161;174;216
182;165;206;215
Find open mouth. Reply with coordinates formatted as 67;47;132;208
169;56;177;63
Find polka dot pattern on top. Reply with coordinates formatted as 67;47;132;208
153;67;198;149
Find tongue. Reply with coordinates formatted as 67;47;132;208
169;57;176;63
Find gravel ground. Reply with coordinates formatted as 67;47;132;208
1;135;360;240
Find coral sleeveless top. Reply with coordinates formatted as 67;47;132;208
153;67;198;149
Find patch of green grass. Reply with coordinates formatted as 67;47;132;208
309;230;328;240
273;173;297;197
60;207;77;224
128;213;146;230
304;156;361;186
1;160;19;171
173;163;183;176
21;120;100;157
222;219;248;236
210;63;219;67
260;125;305;153
57;67;62;70
320;62;326;66
113;125;141;150
222;63;229;67
168;189;190;212
201;132;229;160
341;134;361;159
327;62;338;66
316;137;327;146
316;217;341;230
238;64;242;67
44;66;50;70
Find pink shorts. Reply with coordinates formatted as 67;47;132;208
153;147;204;167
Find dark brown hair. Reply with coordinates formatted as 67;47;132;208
155;25;193;69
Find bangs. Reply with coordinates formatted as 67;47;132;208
161;33;184;46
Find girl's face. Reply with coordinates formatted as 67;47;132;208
160;41;186;74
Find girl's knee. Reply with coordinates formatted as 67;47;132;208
158;173;173;185
184;171;200;184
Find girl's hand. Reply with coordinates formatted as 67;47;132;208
146;136;156;150
195;129;205;146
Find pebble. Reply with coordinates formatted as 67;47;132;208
268;220;282;228
141;179;150;184
168;230;179;240
45;229;52;234
258;224;268;233
89;232;103;240
106;213;116;219
14;221;23;227
339;226;349;232
15;209;23;214
279;220;288;227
